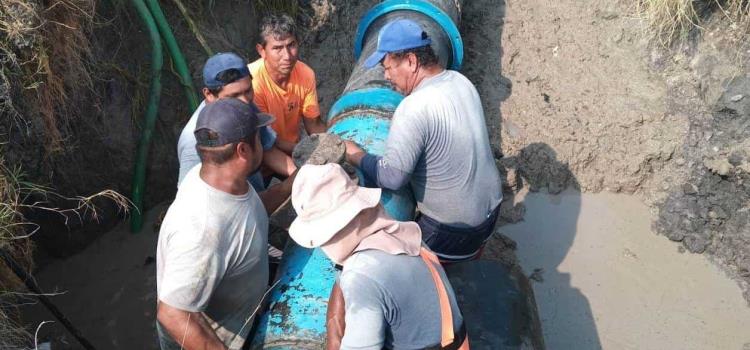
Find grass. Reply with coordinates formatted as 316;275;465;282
638;0;750;44
0;0;96;154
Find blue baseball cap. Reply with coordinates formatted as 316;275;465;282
195;98;274;147
364;19;432;68
202;52;251;89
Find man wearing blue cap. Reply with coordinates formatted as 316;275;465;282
344;19;503;263
177;52;296;194
157;98;279;349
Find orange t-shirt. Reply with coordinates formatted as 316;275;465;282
248;59;321;143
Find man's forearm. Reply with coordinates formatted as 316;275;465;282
263;146;297;177
157;302;226;350
259;171;297;214
275;139;296;155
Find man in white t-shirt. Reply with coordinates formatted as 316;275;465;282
156;98;287;349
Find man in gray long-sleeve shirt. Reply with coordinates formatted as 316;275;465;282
345;19;502;263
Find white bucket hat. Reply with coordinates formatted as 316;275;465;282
289;163;382;248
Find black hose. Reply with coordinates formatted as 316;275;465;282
0;249;96;350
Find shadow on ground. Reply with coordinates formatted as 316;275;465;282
497;143;602;349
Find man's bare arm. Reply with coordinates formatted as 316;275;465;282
326;282;346;350
157;301;226;350
303;116;327;135
275;139;297;156
259;170;297;215
262;146;297;177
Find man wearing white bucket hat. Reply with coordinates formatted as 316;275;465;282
289;163;469;350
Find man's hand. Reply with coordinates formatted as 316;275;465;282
303;116;327;135
263;146;297;177
157;301;227;350
344;140;367;166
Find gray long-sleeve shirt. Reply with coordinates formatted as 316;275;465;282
361;70;502;227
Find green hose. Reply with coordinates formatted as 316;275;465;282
145;0;199;112
131;0;163;233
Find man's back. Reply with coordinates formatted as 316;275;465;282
383;70;502;227
157;166;269;349
339;249;463;350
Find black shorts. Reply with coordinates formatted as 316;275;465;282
417;206;500;262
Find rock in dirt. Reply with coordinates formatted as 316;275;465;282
500;200;526;224
704;158;733;176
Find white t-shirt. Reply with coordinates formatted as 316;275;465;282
156;165;269;349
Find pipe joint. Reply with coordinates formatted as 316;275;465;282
354;0;464;70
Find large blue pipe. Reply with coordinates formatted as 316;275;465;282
249;1;463;349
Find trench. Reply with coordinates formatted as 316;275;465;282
12;0;750;349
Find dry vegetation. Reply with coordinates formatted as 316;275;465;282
0;0;95;153
638;0;750;43
0;2;116;346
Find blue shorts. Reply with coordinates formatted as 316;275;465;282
417;206;500;263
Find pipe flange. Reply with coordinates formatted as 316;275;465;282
354;0;464;70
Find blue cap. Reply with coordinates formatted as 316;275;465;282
202;52;251;89
364;19;432;68
195;98;275;147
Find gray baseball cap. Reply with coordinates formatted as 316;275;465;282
195;98;275;147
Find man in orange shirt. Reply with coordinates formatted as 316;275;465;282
250;14;327;156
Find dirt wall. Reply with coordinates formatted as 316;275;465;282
3;1;262;257
494;0;750;302
5;0;749;303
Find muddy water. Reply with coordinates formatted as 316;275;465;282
500;190;750;350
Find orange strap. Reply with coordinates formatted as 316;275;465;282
420;248;462;348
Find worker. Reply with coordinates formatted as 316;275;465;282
156;99;291;349
289;163;469;350
177;52;295;191
344;19;503;263
250;14;327;156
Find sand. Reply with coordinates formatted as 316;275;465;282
500;190;750;350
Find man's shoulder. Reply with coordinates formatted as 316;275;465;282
408;71;477;107
293;60;315;77
420;70;469;90
292;61;316;88
177;101;205;156
178;101;204;137
248;58;264;76
159;196;208;246
343;250;406;279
